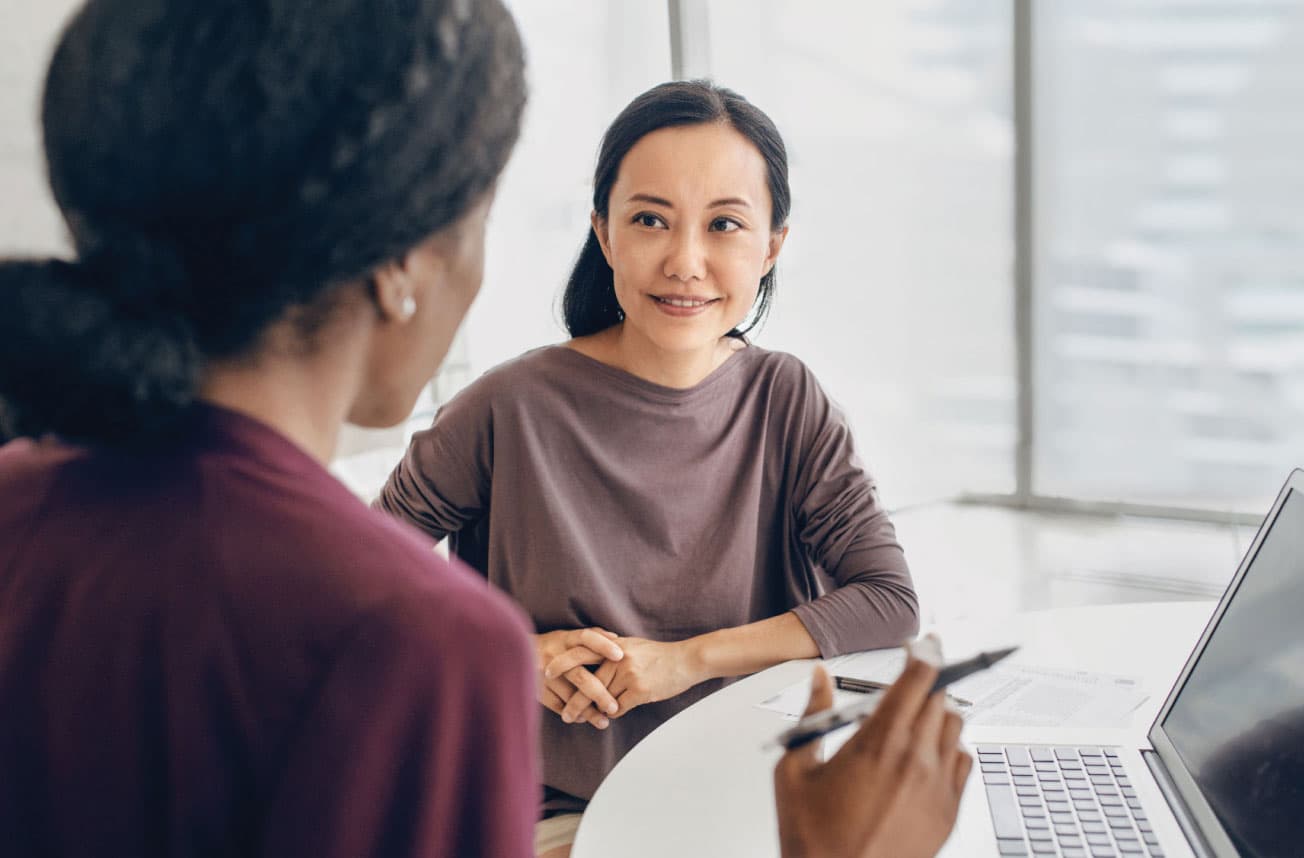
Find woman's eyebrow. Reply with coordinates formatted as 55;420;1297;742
627;193;674;207
624;193;752;209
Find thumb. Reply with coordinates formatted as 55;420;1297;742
779;665;836;770
803;665;835;718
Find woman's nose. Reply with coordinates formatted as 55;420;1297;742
662;227;707;282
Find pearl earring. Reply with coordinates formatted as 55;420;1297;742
400;295;417;320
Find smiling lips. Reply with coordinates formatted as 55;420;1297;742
650;293;720;316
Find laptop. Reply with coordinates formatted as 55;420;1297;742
969;469;1304;857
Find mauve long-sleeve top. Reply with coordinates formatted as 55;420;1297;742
377;343;919;808
0;404;539;856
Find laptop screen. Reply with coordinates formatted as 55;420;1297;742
1159;487;1304;857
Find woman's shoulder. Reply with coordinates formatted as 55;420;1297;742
440;344;574;409
745;344;809;373
741;344;823;396
736;345;848;442
483;343;572;380
213;493;535;736
346;512;533;644
215;469;530;647
344;515;534;676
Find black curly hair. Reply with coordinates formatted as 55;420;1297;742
0;0;526;444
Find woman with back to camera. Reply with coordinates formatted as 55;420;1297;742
378;79;930;855
0;1;536;854
0;2;967;855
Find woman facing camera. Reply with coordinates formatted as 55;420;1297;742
378;80;920;853
0;4;968;854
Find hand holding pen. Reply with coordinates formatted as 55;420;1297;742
774;644;1018;752
773;640;976;858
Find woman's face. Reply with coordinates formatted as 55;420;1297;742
595;122;786;357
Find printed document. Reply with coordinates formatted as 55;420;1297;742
756;649;1148;728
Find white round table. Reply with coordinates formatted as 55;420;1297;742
570;601;1217;858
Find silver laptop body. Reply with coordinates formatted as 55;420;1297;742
978;468;1304;858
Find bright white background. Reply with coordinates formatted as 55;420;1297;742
3;2;1298;608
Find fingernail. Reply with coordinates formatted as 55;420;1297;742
594;716;609;729
562;713;573;723
907;634;942;667
607;703;618;715
543;669;553;679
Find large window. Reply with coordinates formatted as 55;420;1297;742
9;2;1300;516
690;1;1304;516
1033;2;1304;513
703;1;1016;507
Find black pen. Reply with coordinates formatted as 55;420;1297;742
773;646;1018;751
930;646;1017;694
835;675;973;707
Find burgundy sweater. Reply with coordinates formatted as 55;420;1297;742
0;404;538;857
377;344;918;809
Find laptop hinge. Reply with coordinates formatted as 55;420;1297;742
1141;750;1215;858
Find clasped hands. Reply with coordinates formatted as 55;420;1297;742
533;627;700;729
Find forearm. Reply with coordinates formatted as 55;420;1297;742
686;611;820;683
792;578;920;657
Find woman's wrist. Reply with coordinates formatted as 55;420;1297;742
685;613;821;686
681;633;719;685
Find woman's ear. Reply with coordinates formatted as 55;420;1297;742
369;257;418;323
590;210;614;268
763;225;790;277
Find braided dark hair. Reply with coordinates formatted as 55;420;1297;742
0;0;526;444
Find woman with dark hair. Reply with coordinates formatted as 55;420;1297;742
0;0;536;854
378;79;924;854
0;5;968;854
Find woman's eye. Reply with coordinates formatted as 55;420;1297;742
634;213;665;228
710;217;741;232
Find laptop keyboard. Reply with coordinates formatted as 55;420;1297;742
978;745;1164;857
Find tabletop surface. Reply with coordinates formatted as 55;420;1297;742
571;600;1218;858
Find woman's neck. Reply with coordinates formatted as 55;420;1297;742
198;322;368;464
200;361;348;464
569;324;744;389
